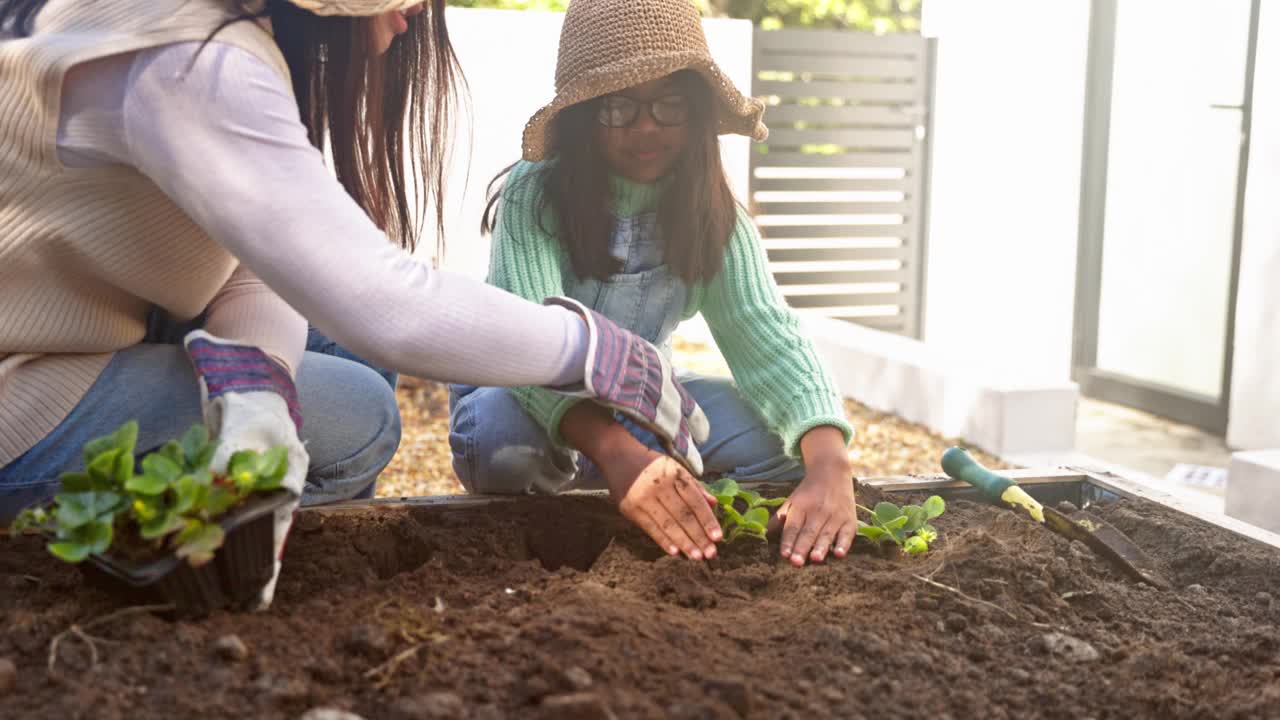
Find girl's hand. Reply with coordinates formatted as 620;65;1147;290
605;449;723;561
559;401;721;560
543;297;709;476
772;427;856;567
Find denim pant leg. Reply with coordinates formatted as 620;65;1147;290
306;325;398;391
294;351;402;505
0;345;401;522
620;373;806;482
304;327;400;499
448;385;578;495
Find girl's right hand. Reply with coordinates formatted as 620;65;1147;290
543;297;709;477
604;448;722;561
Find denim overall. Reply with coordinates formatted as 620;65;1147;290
449;213;803;494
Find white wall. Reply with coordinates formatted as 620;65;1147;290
1227;1;1280;449
424;7;754;279
920;1;1091;387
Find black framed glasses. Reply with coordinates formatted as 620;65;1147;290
596;94;691;128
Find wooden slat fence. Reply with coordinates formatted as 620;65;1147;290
751;29;935;336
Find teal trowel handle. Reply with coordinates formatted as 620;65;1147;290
940;447;1016;503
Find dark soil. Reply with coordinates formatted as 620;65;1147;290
2;484;1279;720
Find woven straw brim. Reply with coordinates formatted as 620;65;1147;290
287;0;423;16
522;51;768;162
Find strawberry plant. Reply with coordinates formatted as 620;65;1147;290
11;420;288;566
856;496;945;555
703;478;786;542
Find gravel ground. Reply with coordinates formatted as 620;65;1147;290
376;338;1011;497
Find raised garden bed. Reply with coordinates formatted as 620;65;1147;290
2;470;1279;719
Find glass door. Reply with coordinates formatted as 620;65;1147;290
1074;0;1259;432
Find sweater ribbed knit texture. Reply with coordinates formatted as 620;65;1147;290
0;0;293;467
488;161;852;457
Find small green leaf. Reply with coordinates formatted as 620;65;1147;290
87;449;122;484
705;477;741;506
157;440;185;467
924;495;946;519
192;440;218;471
721;504;746;525
173;475;208;514
55;491;120;529
738;489;764;507
82;422;138;466
918;525;939;544
174;521;225;566
707;477;740;497
58;472;92;492
902;505;928;532
227;450;256;477
126;471;170;496
113;421;139;457
81;519;113;555
49;541;92;563
54;497;93;530
204;485;238;517
140;510;184;540
253;447;289;490
884;515;909;531
743;507;769;527
113;449;134;485
874;501;904;525
180;425;210;467
903;536;929;555
81;436;116;466
857;524;887;541
141;454;182;483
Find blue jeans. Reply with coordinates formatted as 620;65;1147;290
0;324;400;523
449;373;804;494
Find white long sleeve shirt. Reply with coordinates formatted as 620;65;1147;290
58;40;587;387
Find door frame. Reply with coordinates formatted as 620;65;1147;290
1071;0;1260;434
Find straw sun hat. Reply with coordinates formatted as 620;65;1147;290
287;0;424;16
521;0;769;162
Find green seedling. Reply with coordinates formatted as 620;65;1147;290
856;495;945;555
11;421;288;567
703;478;787;543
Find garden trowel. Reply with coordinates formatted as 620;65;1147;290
940;448;1171;590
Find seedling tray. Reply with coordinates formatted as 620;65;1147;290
81;490;292;616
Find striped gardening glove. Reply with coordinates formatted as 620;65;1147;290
184;330;308;610
543;297;709;476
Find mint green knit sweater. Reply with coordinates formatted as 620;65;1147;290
488;160;852;458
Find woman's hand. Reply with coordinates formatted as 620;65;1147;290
561;402;721;560
772;426;856;567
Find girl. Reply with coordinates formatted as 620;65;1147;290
0;0;702;524
451;0;859;567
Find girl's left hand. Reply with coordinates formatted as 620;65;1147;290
771;427;857;567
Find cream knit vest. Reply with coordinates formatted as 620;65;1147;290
0;0;291;466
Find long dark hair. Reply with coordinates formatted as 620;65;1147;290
2;0;462;255
482;70;736;285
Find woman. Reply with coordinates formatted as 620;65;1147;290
0;0;704;524
450;0;858;567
